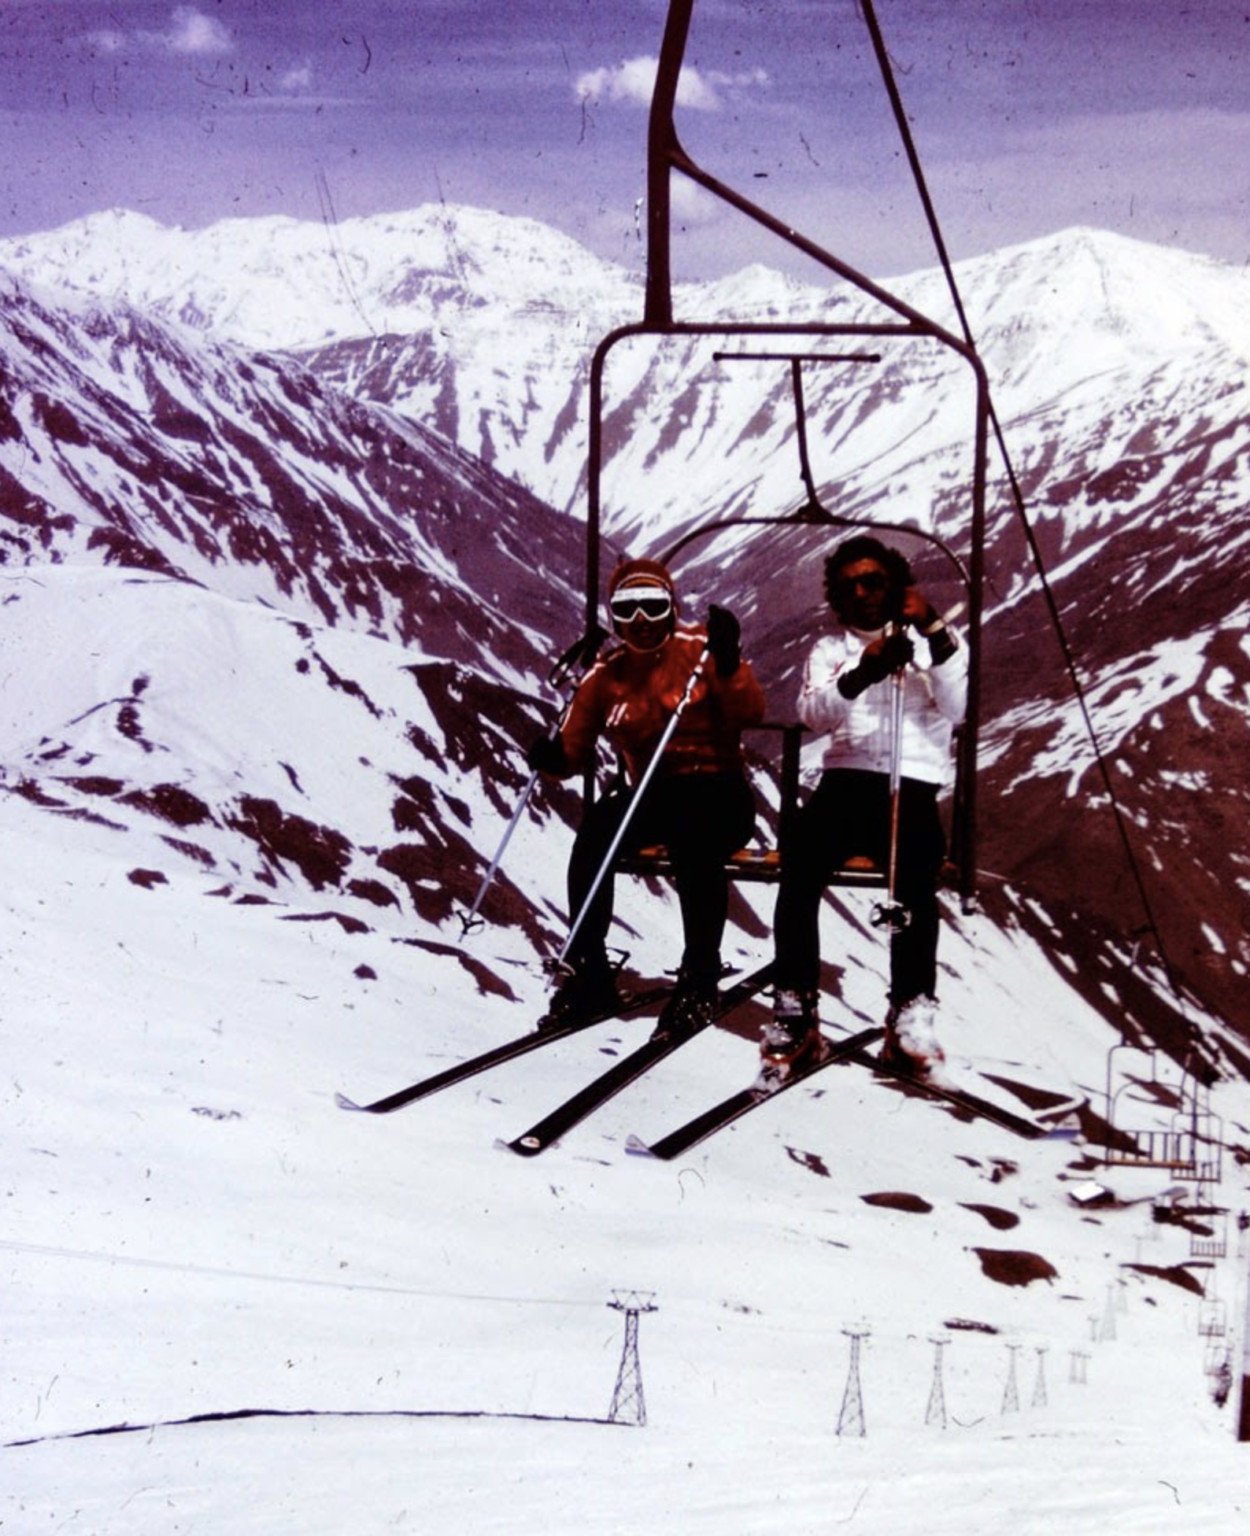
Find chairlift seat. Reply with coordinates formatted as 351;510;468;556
619;844;886;887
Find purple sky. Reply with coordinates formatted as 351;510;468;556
1;1;1246;278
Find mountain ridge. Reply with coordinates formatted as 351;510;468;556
1;204;1246;1049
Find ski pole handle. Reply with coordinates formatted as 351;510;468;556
888;651;905;797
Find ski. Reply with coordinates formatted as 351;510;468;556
499;964;774;1157
335;983;672;1115
626;1025;885;1160
853;1047;1073;1141
628;1036;1081;1159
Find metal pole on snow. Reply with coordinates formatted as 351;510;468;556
460;626;607;937
872;626;911;936
1237;1236;1250;1440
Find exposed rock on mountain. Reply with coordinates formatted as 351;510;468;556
1;207;1246;1051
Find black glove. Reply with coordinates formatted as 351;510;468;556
526;734;568;775
705;604;741;677
837;631;913;699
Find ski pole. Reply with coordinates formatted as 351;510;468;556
459;766;543;937
556;645;712;968
460;623;607;938
872;625;911;935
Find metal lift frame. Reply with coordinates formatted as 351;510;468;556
1102;1041;1223;1182
582;0;991;905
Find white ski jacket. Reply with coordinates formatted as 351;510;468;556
797;625;968;787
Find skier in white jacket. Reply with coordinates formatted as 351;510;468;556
764;534;968;1075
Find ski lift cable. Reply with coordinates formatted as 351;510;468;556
856;0;1190;1023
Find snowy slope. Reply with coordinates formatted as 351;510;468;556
3;562;1250;1534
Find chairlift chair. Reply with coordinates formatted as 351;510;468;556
582;0;989;906
1101;1041;1223;1182
1188;1204;1229;1261
1198;1296;1228;1340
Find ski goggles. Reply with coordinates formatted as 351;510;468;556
609;587;673;624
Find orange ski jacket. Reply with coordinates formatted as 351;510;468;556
558;624;766;785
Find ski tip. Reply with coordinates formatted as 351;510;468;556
624;1133;656;1158
335;1092;363;1112
497;1133;546;1157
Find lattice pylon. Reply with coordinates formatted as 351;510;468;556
1099;1285;1118;1342
1001;1344;1021;1414
607;1290;657;1427
1068;1350;1089;1385
837;1329;869;1438
1031;1347;1049;1408
925;1337;949;1428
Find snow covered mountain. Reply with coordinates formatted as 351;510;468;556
4;208;1250;1532
0;269;610;954
3;208;1246;533
0;267;591;662
2;206;1245;1045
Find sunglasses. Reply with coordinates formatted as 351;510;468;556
834;571;889;598
610;592;673;624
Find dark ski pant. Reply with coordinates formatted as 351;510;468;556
566;771;755;982
772;767;946;1007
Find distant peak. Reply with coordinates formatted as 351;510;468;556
72;207;170;235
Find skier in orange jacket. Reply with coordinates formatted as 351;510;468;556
528;557;765;1034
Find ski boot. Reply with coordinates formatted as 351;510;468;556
653;971;719;1039
881;994;946;1077
758;987;822;1082
536;956;620;1032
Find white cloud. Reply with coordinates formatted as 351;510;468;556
575;55;721;112
708;67;770;92
671;178;720;226
84;7;234;58
279;64;314;93
164;6;233;56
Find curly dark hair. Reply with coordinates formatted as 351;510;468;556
823;535;915;619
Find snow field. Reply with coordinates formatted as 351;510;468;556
3;564;1250;1532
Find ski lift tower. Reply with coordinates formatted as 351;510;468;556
607;1289;658;1427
